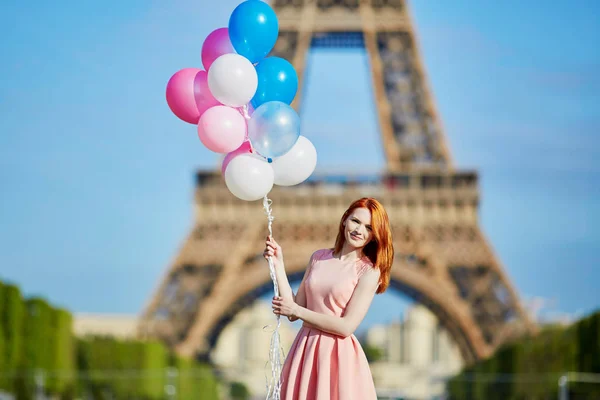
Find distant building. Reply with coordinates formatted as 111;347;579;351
365;305;464;399
73;313;138;339
211;300;300;399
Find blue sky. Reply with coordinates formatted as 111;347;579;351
0;0;598;333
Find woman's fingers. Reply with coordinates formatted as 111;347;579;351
264;245;276;255
266;242;279;252
265;237;281;250
271;297;289;317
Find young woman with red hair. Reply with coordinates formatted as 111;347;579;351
264;197;394;400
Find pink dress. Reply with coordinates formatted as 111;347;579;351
280;248;378;400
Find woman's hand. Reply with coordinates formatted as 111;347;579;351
263;236;284;267
272;296;299;319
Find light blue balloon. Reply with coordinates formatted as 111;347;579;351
228;0;279;64
251;57;298;109
248;101;300;159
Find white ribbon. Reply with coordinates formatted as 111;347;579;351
240;105;284;398
263;195;285;400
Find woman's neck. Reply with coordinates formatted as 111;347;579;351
335;243;364;262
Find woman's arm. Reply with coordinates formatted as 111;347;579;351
285;260;313;322
291;251;317;307
272;262;295;301
272;267;380;337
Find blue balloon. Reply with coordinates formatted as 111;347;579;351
248;101;300;159
228;0;279;64
251;57;298;109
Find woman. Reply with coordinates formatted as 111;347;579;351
264;197;394;400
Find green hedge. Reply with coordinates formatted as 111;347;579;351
173;355;220;400
230;381;250;400
0;281;6;390
0;279;220;399
0;283;25;394
75;337;169;399
49;308;75;395
447;310;600;400
16;298;53;399
74;338;220;399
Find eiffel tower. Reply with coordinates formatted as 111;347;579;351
139;0;535;364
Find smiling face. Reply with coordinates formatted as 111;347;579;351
333;197;394;294
343;207;373;251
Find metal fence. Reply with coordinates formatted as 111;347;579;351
441;371;600;400
0;370;599;399
0;368;217;400
558;372;600;400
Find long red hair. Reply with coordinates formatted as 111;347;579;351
333;197;394;294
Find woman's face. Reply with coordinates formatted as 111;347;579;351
343;207;373;250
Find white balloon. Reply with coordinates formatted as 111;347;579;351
224;154;274;201
272;136;317;186
208;54;258;107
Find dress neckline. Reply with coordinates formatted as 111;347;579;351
329;248;368;264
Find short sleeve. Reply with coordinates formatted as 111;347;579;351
309;248;328;267
356;260;374;279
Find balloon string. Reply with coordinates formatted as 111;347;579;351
263;195;284;400
242;104;251;120
242;104;255;153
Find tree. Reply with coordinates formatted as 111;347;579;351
363;344;384;363
230;381;250;400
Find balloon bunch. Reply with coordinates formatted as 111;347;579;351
166;0;317;202
166;2;317;398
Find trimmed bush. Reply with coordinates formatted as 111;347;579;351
231;381;250;400
173;355;220;400
447;310;600;400
0;279;225;400
2;284;24;381
48;308;75;396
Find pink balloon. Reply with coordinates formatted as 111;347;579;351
194;71;221;117
202;28;235;70
166;69;220;124
198;106;246;153
221;140;253;175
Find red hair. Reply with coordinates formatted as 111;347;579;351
333;197;394;294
